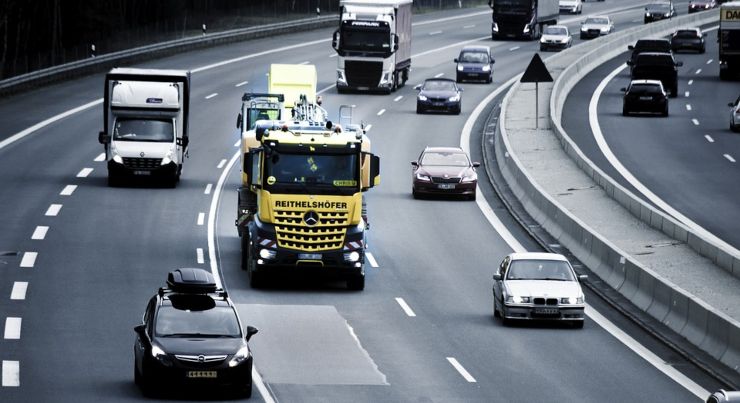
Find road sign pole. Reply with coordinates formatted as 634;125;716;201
535;82;538;130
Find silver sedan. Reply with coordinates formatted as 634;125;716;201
492;252;587;328
580;15;614;39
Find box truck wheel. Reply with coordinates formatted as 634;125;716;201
108;172;121;187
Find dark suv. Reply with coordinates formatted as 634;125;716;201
454;45;494;83
627;39;672;72
621;80;669;116
628;52;683;97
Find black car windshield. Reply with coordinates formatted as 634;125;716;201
421;152;469;167
647;4;671;12
423;80;456;91
156;302;241;338
674;30;699;39
585;18;608;25
459;51;489;63
507;260;575;281
629;84;662;94
264;152;359;193
114;118;174;142
544;27;567;36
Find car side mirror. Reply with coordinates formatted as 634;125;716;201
676;61;683;67
620;87;627;92
236;113;242;129
490;58;495;64
246;326;258;341
626;60;633;66
472;162;480;168
578;274;588;282
493;273;502;281
628;45;634;50
411;161;419;167
459;88;464;92
414;84;421;90
98;131;110;144
729;102;735;107
134;324;146;336
454;58;459;63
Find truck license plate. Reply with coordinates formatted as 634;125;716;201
133;170;151;176
187;371;217;378
298;253;322;260
437;184;455;190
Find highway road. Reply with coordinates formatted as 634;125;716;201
562;18;740;251
0;2;723;402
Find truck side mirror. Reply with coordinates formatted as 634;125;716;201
236;113;242;129
626;60;633;66
176;137;189;148
244;149;262;189
370;154;380;188
627;45;634;50
488;0;493;8
393;34;399;52
332;30;340;51
98;131;110;144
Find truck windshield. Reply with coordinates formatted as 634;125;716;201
247;108;280;130
264;152;359;195
113;118;174;142
340;25;391;53
493;0;533;15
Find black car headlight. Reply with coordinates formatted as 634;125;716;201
229;346;251;367
151;344;174;367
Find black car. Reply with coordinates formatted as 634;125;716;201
644;2;676;23
671;28;706;53
411;146;479;200
621;79;669;116
628;52;683;97
454;45;494;83
689;0;717;13
415;78;463;114
134;268;258;397
627;39;672;73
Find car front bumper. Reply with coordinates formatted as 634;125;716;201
144;355;252;390
417;99;461;113
503;304;585;321
108;159;178;178
540;41;569;50
413;180;476;196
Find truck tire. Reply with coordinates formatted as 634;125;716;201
240;236;250;271
107;173;120;187
347;273;365;291
248;257;262;289
720;68;730;81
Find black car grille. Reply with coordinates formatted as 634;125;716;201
345;61;382;87
534;297;558;306
428;97;449;103
431;177;461;184
122;157;162;170
175;354;227;365
497;22;524;35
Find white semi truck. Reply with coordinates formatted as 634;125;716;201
332;0;412;94
98;68;190;187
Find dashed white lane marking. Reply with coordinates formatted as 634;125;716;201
688;80;694;85
686;104;692;111
299;61;310;65
685;91;690;98
234;140;241;147
45;204;62;216
196;248;205;264
509;46;520;51
429;30;442;35
724;154;736;163
10;283;27;300
364;124;373;132
60;185;77;196
695;69;702;75
4;318;21;340
434;73;444;78
10;282;27;301
705;135;715;143
394;95;403;102
205;184;213;195
366;252;379;268
2;360;19;386
205;93;218;100
692;118;700;126
707;59;713;64
76;167;93;178
377;109;386;116
31;226;49;240
463;24;475;29
235;81;249;87
20;252;37;268
217;159;227;169
197;212;205;226
94;153;105;162
446;357;476;383
395;297;416;317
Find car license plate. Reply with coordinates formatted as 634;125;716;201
437;184;455;190
187;371;217;379
433;102;444;106
468;73;478;77
639;96;653;101
133;170;151;176
298;253;322;260
534;308;559;314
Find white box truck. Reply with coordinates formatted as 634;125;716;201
332;0;412;94
98;68;190;187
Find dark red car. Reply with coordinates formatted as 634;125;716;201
411;146;479;200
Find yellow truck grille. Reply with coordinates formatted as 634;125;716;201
273;210;349;251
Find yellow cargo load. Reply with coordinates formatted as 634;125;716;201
268;64;317;108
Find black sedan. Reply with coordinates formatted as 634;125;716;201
411;146;479;200
415;78;463;114
671;28;706;53
688;0;717;13
644;2;676;23
134;268;258;397
454;45;494;83
621;79;668;117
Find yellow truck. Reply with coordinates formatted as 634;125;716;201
236;64;380;290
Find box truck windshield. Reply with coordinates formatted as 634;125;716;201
113;118;174;142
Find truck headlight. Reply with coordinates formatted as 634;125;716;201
112;154;124;164
161;149;174;166
259;249;276;260
344;251;361;262
523;25;530;34
492;23;498;32
337;69;347;84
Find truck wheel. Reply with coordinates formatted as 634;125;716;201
572;321;584;329
240;236;250;271
108;173;119;187
347;274;365;291
248;258;262;288
720;69;730;81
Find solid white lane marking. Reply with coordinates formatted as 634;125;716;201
94;153;105;162
377;109;386;116
31;226;48;240
395;297;416;317
685;91;690;98
10;282;27;300
2;360;19;386
208;151;240;289
686;104;692;111
234;140;241;147
196;248;205;264
692;119;700;126
394;95;403;102
705;135;715;143
60;185;77;196
429;30;442;36
724;154;736;163
586;306;709;398
235;81;248;87
366;252;379;268
204;184;213;195
364;124;373;132
509;46;520;51
434;73;444;78
463;24;475;29
4;318;21;340
76;167;93;178
45;204;62;216
205;93;218;100
20;252;37;268
299;61;310;65
695;69;702;75
447;357;476;383
688;80;693;85
707;59;713;65
197;212;205;226
217;159;227;169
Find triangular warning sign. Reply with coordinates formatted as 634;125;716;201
520;53;553;83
